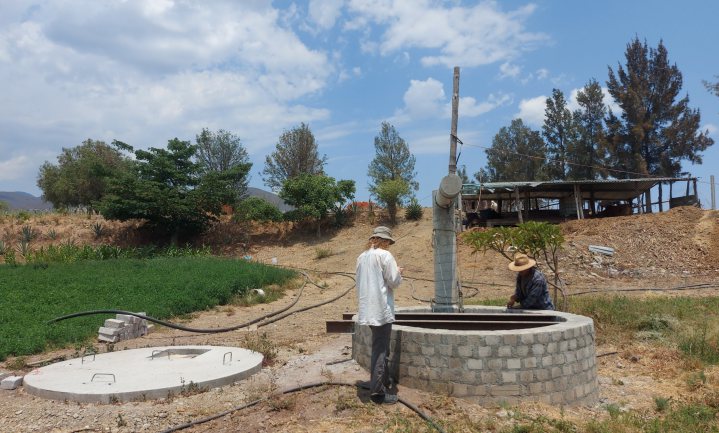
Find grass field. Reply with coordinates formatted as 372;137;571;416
0;257;295;361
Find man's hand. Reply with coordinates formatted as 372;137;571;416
506;295;516;308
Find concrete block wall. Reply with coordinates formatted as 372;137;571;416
352;306;598;406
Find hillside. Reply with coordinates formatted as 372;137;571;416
0;191;52;211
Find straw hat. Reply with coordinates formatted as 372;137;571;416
370;226;395;244
508;253;536;272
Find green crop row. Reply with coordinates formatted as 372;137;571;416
0;257;295;360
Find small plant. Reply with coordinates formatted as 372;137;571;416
267;394;296;411
405;198;423;220
315;248;333;260
16;211;31;222
17;239;31;257
6;356;27;370
116;413;127;427
233;197;284;222
3;248;17;266
604;403;622;419
679;324;719;364
654;396;671;412
686;370;707;390
91;222;104;239
46;228;58;240
243;332;278;366
20;225;37;242
0;240;5;255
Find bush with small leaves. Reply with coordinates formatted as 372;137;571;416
233;197;284;222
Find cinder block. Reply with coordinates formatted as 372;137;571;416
103;319;125;328
115;314;133;323
99;326;122;336
1;376;23;390
98;334;120;343
0;372;10;381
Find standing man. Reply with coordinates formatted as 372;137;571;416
356;226;403;404
506;253;555;310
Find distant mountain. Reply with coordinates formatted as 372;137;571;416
0;192;52;211
245;187;293;212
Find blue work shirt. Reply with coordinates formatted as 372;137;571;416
514;268;555;310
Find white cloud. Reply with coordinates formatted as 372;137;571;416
309;0;345;30
0;155;35;182
499;62;520;79
535;68;549;80
391;78;446;123
346;0;548;68
516;95;546;127
705;123;718;137
0;0;334;192
567;86;621;114
456;93;512;117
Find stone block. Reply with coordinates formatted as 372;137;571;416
467;359;483;370
531;344;545;355
490;384;520;396
498;346;512;357
103;319;125;329
520;334;535;344
501;372;517;384
506;358;521;369
523;357;538;368
457;345;473;357
477;346;492;357
502;335;517;345
98;334;120;343
0;375;23;390
98;326;122;336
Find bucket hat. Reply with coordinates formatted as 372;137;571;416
508;253;536;271
370;226;395;244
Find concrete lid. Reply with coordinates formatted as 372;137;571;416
23;346;262;403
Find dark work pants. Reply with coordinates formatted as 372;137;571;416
369;323;392;396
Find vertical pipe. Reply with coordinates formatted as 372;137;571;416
448;67;460;175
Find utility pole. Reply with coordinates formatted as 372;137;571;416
711;175;716;210
433;66;463;312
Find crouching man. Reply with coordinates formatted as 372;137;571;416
506;253;554;310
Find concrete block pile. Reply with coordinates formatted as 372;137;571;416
98;312;154;343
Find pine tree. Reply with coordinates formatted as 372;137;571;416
606;38;714;179
486;119;546;182
542;89;576;180
568;79;609;180
367;121;418;201
262;123;326;191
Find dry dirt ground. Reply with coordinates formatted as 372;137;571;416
1;207;719;432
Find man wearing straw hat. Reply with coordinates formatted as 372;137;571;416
506;253;554;310
356;226;403;405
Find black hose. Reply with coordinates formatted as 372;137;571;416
47;272;356;334
158;381;446;433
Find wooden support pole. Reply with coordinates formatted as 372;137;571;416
448;67;460;175
712;175;716;210
658;182;663;212
514;187;523;224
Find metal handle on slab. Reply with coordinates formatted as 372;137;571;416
223;351;232;365
81;353;96;364
91;373;116;383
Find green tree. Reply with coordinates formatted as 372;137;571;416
262;123;326;191
279;174;355;236
486;119;546;182
195;128;252;202
36;139;130;212
368;122;418;203
375;179;410;225
97;138;243;242
704;76;719;98
233;197;283;222
606;38;714;181
0;200;9;213
568;79;609;180
542;89;576;180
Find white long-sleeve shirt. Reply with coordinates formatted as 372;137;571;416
356;247;402;326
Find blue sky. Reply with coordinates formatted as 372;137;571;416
1;0;718;207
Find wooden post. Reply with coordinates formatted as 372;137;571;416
693;178;698;202
448;67;460;175
711;175;716;210
669;181;673;207
514;187;523;224
658;182;663;212
590;189;596;216
573;184;583;219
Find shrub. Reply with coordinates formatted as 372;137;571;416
405;198;423;220
233;197;283;222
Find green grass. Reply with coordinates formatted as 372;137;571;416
0;257;296;360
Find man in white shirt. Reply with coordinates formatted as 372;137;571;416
356;226;403;404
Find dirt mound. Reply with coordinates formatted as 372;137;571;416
561;206;719;279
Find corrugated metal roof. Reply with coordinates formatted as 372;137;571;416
461;177;695;201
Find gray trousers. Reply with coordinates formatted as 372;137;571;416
369;323;392;396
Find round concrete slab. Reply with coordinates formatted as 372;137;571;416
23;346;263;403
